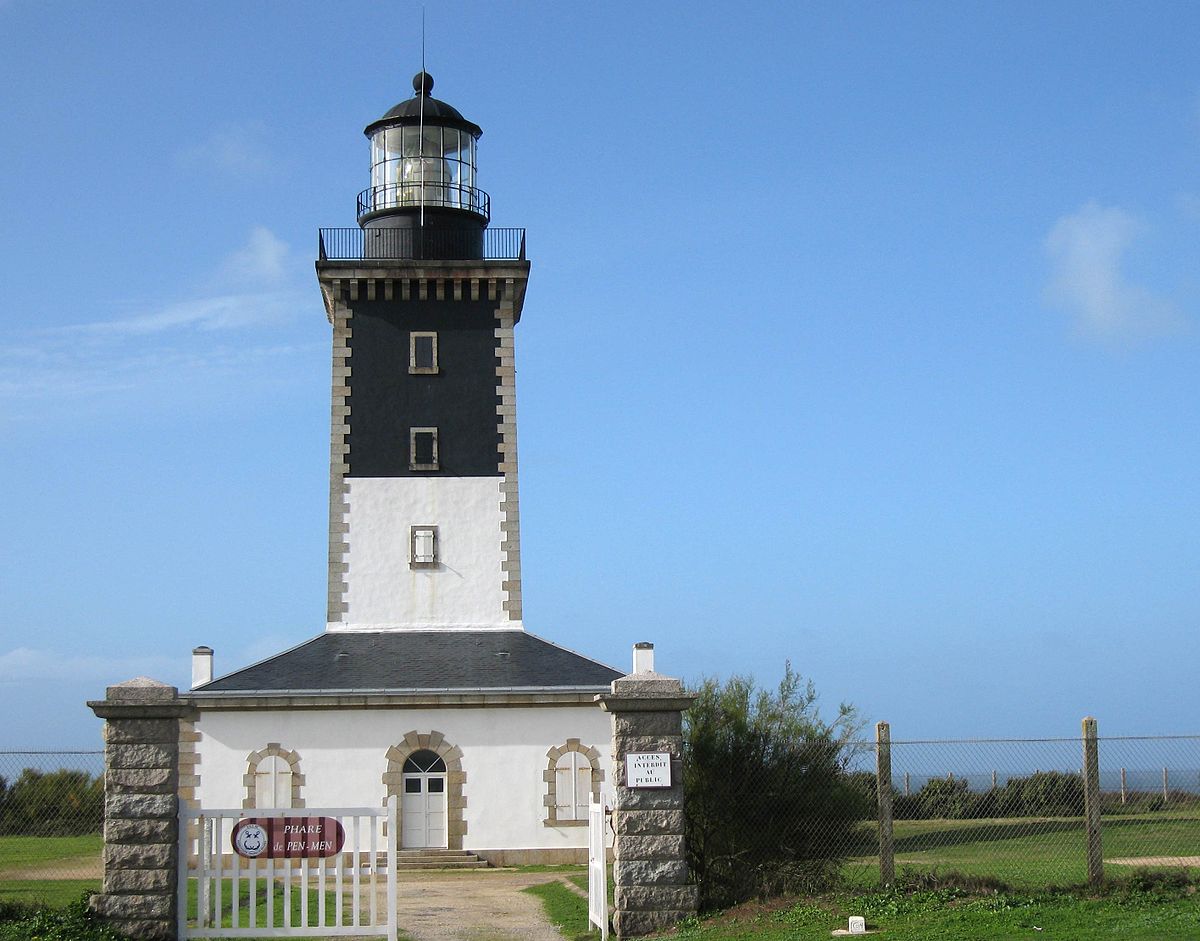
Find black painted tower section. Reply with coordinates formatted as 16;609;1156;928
346;297;502;478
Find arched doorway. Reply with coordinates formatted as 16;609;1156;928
384;731;467;850
401;749;448;848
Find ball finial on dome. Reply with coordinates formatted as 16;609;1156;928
413;71;434;96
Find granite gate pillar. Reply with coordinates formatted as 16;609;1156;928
597;644;699;937
88;677;197;941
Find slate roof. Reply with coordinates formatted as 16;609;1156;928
194;630;622;694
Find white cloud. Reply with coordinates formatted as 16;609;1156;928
0;227;317;419
1043;202;1184;342
177;123;273;181
0;339;315;406
217;225;290;286
0;647;181;686
54;291;297;337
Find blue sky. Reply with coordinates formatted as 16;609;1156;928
1;1;1197;746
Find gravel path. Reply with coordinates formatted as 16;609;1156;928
0;856;101;880
1108;855;1200;867
391;870;574;941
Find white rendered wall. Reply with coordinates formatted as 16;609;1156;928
338;477;513;630
194;705;612;851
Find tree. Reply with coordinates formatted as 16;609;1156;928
0;768;103;836
683;664;869;910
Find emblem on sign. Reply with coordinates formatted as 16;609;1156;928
231;817;346;859
233;823;267;858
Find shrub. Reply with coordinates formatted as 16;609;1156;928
893;770;1086;821
0;896;130;941
682;663;868;910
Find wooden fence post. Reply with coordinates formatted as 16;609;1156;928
1081;716;1103;888
1162;768;1169;802
875;721;895;887
1120;767;1127;805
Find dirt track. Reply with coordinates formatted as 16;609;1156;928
1108;856;1200;867
391;870;578;941
0;856;102;880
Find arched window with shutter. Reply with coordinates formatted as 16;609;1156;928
243;744;304;810
544;739;603;827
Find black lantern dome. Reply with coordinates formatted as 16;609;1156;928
357;73;489;258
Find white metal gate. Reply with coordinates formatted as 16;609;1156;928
587;797;609;941
178;798;397;939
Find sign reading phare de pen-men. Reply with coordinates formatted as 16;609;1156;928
626;752;672;788
231;817;346;859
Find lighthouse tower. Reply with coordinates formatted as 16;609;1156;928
317;72;529;632
190;79;620;862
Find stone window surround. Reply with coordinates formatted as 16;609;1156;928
409;331;439;374
409;427;439;471
410;524;439;569
242;743;305;810
543;738;604;828
383;731;467;849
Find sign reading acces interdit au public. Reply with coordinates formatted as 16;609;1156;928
626;752;671;788
231;817;346;859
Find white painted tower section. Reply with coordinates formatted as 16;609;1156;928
336;476;514;631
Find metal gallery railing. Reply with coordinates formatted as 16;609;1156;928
357;182;490;221
318;227;526;262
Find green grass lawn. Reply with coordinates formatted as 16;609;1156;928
524;881;598;941
0;878;100;908
0;834;103;907
527;872;1200;941
842;811;1200;888
675;888;1200;941
0;833;101;872
185;875;376;930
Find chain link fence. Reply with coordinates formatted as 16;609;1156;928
875;729;1200;889
0;750;105;902
685;724;1199;907
4;729;1198;908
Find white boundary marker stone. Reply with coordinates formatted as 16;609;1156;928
831;915;874;936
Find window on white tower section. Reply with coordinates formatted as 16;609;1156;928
554;751;592;821
253;755;293;809
411;525;438;568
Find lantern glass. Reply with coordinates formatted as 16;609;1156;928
369;124;479;212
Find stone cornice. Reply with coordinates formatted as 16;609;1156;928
595;695;696;714
185;688;607;711
87;701;200;721
315;260;531;281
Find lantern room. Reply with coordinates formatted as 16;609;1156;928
358;72;488;243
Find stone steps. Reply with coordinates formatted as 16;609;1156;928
395;849;489;870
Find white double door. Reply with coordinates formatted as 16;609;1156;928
401;770;447;848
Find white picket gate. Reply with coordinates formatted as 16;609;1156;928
587;797;609;941
178;798;397;939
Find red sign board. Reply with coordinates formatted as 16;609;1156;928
231;816;345;859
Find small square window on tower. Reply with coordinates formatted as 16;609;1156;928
410;427;439;470
409;332;438;374
410;525;438;568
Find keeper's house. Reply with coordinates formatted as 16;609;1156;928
186;73;622;865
